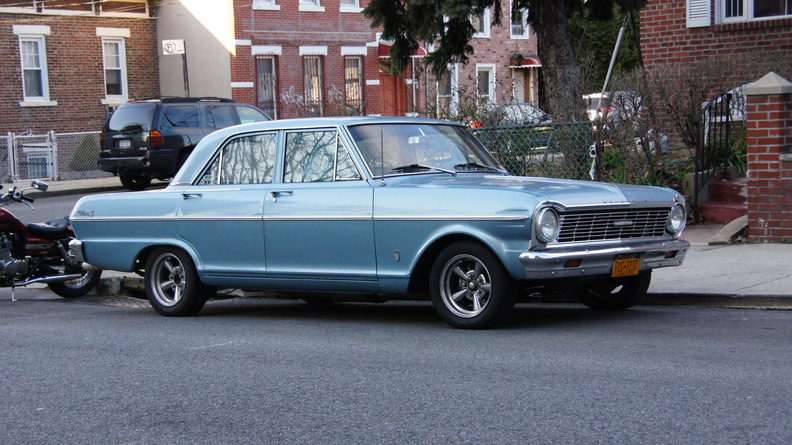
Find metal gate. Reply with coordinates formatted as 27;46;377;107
2;131;105;182
693;93;732;220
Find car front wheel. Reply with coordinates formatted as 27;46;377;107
145;247;214;316
430;242;516;329
577;271;652;310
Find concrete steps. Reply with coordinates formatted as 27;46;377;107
699;179;748;224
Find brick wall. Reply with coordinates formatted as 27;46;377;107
641;0;792;80
744;73;792;243
0;13;159;134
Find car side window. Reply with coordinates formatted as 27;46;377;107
236;105;269;124
284;130;361;183
161;105;199;128
205;104;237;129
196;133;276;185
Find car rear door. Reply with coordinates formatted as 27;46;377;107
176;131;276;285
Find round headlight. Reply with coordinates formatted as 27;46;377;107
535;208;560;243
666;204;686;235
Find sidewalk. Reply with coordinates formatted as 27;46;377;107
27;177;792;307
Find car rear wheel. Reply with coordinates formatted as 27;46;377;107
145;247;214;316
430;241;516;329
119;173;152;191
577;271;652;310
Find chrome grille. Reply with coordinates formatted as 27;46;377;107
557;208;670;243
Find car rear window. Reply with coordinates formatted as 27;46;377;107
236;105;269;124
107;102;157;132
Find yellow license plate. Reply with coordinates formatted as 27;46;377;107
612;257;641;277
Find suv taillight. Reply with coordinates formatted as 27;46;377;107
149;130;164;147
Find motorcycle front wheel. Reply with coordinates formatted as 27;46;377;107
48;269;102;298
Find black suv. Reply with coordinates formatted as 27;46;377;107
99;97;269;190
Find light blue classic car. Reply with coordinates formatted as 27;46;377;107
70;117;689;328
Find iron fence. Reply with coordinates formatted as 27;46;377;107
2;131;110;182
473;121;595;180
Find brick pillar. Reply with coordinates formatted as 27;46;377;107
743;72;792;243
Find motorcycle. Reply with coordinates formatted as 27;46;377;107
0;180;101;301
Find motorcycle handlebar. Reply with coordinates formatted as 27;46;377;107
21;195;34;203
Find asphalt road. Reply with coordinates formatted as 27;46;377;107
1;295;790;444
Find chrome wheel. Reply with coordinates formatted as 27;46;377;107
145;247;212;316
440;254;493;319
430;241;516;329
150;252;186;307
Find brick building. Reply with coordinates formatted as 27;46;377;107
158;0;541;120
640;0;792;81
640;1;792;241
0;0;159;133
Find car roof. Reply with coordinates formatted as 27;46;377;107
122;97;237;105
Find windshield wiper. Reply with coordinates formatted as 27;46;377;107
454;162;506;173
391;164;456;175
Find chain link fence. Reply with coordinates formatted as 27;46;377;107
473;122;595;180
1;131;110;182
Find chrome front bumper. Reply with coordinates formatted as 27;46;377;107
519;239;690;279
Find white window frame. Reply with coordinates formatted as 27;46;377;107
476;64;497;105
101;37;129;105
253;0;281;11
510;7;530;39
472;8;491;38
13;25;55;107
436;64;459;119
715;0;792;24
257;56;278;120
344;56;364;115
299;0;325;12
340;0;362;13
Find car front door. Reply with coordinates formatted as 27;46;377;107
176;132;277;285
263;128;377;288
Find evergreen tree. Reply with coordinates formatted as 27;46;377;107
364;0;647;122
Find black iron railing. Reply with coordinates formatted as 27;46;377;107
693;93;732;220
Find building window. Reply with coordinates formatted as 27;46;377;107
304;56;323;117
340;0;362;12
18;35;49;102
299;0;325;12
257;57;277;119
102;38;127;99
719;0;792;22
472;8;491;38
437;65;458;119
253;0;280;10
476;64;496;105
511;8;530;38
344;57;363;115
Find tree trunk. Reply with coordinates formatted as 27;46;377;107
530;1;587;122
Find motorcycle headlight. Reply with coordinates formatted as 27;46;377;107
535;208;560;243
666;204;686;235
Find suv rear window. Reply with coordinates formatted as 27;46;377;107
161;105;200;128
107;102;157;132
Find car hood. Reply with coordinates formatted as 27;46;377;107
381;173;681;209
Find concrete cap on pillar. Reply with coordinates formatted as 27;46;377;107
743;72;792;96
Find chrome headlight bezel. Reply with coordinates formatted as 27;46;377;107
666;204;686;235
535;207;560;243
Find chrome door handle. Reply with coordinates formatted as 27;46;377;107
271;190;293;202
181;193;202;199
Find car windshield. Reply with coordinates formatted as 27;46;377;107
347;123;505;178
107;102;156;132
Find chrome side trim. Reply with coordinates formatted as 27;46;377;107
373;215;528;221
71;214;528;222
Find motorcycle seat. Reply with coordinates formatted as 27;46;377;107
26;217;70;240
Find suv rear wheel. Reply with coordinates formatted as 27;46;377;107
119;173;152;191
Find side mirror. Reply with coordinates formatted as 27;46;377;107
31;180;49;192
